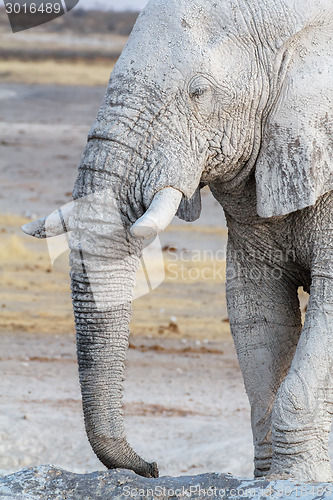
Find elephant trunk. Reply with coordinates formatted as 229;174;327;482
67;140;183;477
22;110;199;475
71;262;158;477
70;209;159;477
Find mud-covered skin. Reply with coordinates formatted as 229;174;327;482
23;0;333;481
211;177;333;481
70;0;333;480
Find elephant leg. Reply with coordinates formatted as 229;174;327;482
226;238;302;477
270;274;333;481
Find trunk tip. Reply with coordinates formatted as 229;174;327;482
149;461;159;478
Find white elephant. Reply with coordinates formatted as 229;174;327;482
22;0;333;482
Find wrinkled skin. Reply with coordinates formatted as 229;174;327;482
24;0;333;482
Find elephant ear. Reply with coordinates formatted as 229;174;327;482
255;27;333;218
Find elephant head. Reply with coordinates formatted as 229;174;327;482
22;0;333;478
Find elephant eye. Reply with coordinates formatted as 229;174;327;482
190;87;207;99
188;76;211;101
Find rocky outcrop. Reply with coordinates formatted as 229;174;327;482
0;466;332;499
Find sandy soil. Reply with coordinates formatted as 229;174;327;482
0;79;312;479
0;332;254;478
0;25;124;85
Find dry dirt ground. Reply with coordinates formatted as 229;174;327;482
0;332;253;478
0;72;312;479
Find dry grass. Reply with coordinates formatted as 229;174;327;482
0;59;114;86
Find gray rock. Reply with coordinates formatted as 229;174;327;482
0;466;332;499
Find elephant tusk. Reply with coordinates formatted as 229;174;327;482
130;187;182;239
21;201;74;239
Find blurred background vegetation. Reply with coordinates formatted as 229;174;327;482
0;8;139;84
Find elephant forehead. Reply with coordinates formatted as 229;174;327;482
112;1;253;95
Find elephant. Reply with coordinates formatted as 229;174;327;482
22;0;333;483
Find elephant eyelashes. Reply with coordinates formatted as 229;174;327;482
190;87;208;99
188;75;231;113
188;75;212;102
